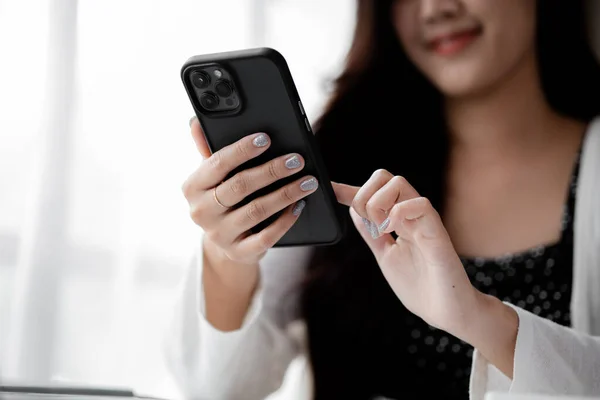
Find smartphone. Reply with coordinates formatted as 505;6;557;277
180;47;346;247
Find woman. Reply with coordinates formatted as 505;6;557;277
164;1;600;399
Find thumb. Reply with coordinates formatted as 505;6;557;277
381;197;459;266
189;116;211;159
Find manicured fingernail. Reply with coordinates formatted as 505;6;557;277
378;218;390;233
285;155;302;169
292;200;306;216
362;218;379;239
300;177;318;191
189;115;197;127
252;133;269;147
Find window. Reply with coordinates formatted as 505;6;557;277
0;1;354;398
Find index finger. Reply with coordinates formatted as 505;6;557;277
332;182;360;206
194;132;271;189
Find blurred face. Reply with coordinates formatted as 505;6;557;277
393;0;537;98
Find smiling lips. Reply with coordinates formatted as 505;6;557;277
427;27;483;56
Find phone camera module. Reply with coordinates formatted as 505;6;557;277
200;91;220;110
190;65;240;113
215;80;233;97
191;70;211;89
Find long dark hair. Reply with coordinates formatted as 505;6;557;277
301;1;600;399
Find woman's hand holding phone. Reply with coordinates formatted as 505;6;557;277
183;117;319;265
182;117;319;330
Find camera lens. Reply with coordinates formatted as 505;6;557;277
191;70;211;89
215;80;233;97
200;91;219;110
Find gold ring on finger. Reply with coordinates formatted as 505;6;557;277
213;186;229;209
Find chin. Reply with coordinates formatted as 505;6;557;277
431;67;498;99
437;81;486;99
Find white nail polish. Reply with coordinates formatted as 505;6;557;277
292;200;306;216
300;177;318;191
285;155;301;169
252;133;269;147
362;218;379;239
378;218;390;233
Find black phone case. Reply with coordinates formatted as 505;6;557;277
181;47;346;247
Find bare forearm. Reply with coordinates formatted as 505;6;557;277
202;239;260;331
459;292;519;378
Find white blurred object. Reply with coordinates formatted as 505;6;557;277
485;393;600;400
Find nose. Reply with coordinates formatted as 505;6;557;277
421;0;463;24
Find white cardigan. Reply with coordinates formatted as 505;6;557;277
163;118;600;400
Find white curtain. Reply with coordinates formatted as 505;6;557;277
0;0;354;398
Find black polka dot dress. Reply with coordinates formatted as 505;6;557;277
391;151;581;400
